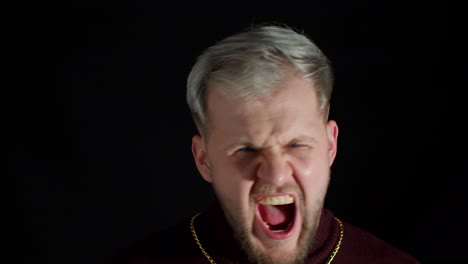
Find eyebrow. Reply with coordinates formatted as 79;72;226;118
289;135;318;144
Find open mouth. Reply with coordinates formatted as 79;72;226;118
256;194;297;238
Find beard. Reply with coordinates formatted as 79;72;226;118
213;183;327;264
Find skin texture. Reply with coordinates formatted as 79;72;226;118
192;74;339;264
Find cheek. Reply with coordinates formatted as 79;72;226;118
293;150;330;175
292;155;330;198
210;158;255;207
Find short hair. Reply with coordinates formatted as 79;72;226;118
186;24;334;135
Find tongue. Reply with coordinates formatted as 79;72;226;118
259;204;294;226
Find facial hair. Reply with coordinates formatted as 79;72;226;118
213;184;326;264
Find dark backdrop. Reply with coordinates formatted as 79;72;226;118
11;2;466;264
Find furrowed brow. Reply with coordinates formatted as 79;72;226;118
289;135;317;144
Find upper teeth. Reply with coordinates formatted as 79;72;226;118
259;195;294;205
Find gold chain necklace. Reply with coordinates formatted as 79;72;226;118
190;213;344;264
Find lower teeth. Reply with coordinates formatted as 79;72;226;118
264;221;292;232
272;229;286;233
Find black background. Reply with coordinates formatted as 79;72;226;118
10;1;467;264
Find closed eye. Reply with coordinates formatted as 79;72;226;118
237;146;256;152
290;143;310;149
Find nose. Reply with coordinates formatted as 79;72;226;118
256;151;292;186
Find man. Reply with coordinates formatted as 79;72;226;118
108;25;420;264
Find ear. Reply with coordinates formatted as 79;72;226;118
326;120;339;166
191;135;213;183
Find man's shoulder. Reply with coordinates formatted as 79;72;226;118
104;217;203;264
333;219;420;264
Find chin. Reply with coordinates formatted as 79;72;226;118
240;233;312;264
232;203;318;264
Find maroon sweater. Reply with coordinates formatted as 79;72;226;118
107;203;419;264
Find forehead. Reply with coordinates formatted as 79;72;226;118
205;76;323;139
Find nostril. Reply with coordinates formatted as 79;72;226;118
261;166;290;182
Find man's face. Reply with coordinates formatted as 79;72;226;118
192;75;338;264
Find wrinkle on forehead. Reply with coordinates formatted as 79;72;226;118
206;75;324;149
